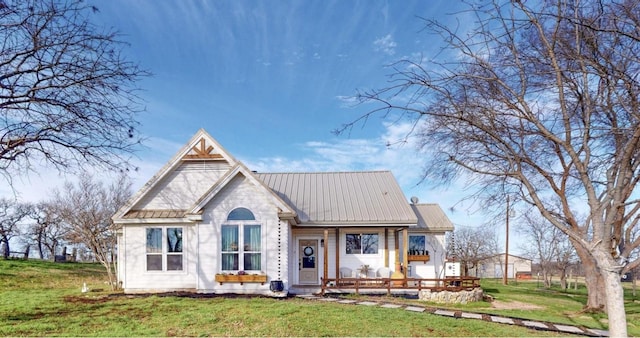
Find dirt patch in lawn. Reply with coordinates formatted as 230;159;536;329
63;295;112;304
490;300;545;310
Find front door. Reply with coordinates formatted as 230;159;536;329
299;239;318;284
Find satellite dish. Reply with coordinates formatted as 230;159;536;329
410;196;419;204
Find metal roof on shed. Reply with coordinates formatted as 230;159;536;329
257;171;417;225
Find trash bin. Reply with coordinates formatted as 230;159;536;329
270;280;284;292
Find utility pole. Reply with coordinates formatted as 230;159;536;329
503;196;510;285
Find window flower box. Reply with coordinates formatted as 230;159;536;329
408;254;430;263
215;274;267;285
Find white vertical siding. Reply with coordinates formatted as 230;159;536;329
121;224;197;292
409;233;447;279
196;175;289;295
135;161;231;210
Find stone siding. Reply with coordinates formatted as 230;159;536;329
418;287;484;304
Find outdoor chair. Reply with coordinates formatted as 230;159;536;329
376;267;391;286
376;267;391;278
339;267;353;278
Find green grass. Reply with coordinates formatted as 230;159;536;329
0;259;636;336
430;278;639;336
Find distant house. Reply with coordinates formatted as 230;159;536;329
473;253;532;279
113;129;454;295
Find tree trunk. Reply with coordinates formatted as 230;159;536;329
1;237;9;259
37;240;44;260
572;240;607;310
601;267;628;337
559;267;568;290
544;272;552;288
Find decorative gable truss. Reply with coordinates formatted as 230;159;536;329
183;137;225;160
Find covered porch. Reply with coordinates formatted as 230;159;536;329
291;225;478;295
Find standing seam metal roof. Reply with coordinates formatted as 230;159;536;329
410;203;455;231
257;171;417;224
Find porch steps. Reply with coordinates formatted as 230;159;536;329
294;294;609;337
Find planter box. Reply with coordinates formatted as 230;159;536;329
215;274;267;285
408;255;430;263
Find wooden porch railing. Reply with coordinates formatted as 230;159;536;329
320;276;481;295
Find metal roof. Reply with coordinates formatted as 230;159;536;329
257;171;418;225
123;209;187;219
410;203;455;231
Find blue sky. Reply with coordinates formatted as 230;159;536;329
4;1;517;251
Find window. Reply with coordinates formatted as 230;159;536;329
146;227;183;271
167;228;183;270
146;228;162;270
221;208;261;271
345;233;378;254
409;235;428;255
227;207;255;221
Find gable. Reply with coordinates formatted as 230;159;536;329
114;129;240;222
133;161;231;210
197;174;282;223
188;163;297;223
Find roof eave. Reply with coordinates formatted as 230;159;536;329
113;218;196;225
296;221;417;227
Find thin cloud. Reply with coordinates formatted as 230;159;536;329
336;95;358;107
373;34;397;55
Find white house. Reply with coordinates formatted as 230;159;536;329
113;129;454;295
473;253;532;279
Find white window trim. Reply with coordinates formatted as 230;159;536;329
344;231;382;256
145;226;185;273
220;221;263;273
408;234;429;255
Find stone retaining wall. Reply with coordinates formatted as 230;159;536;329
418;287;484;304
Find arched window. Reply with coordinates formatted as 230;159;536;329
221;208;261;272
227;207;255;221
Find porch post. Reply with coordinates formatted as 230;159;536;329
394;229;400;271
384;228;389;268
335;228;340;280
323;228;329;281
402;228;409;278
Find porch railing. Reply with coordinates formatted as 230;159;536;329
320;276;481;295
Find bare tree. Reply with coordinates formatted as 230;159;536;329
447;226;499;276
27;200;67;260
426;235;445;278
0;0;149;184
339;1;639;335
518;210;577;289
55;173;131;290
0;198;32;258
555;231;578;290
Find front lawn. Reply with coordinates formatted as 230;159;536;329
2;259;636;336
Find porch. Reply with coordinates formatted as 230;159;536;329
301;227;451;287
289;276;480;295
319;276;481;295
